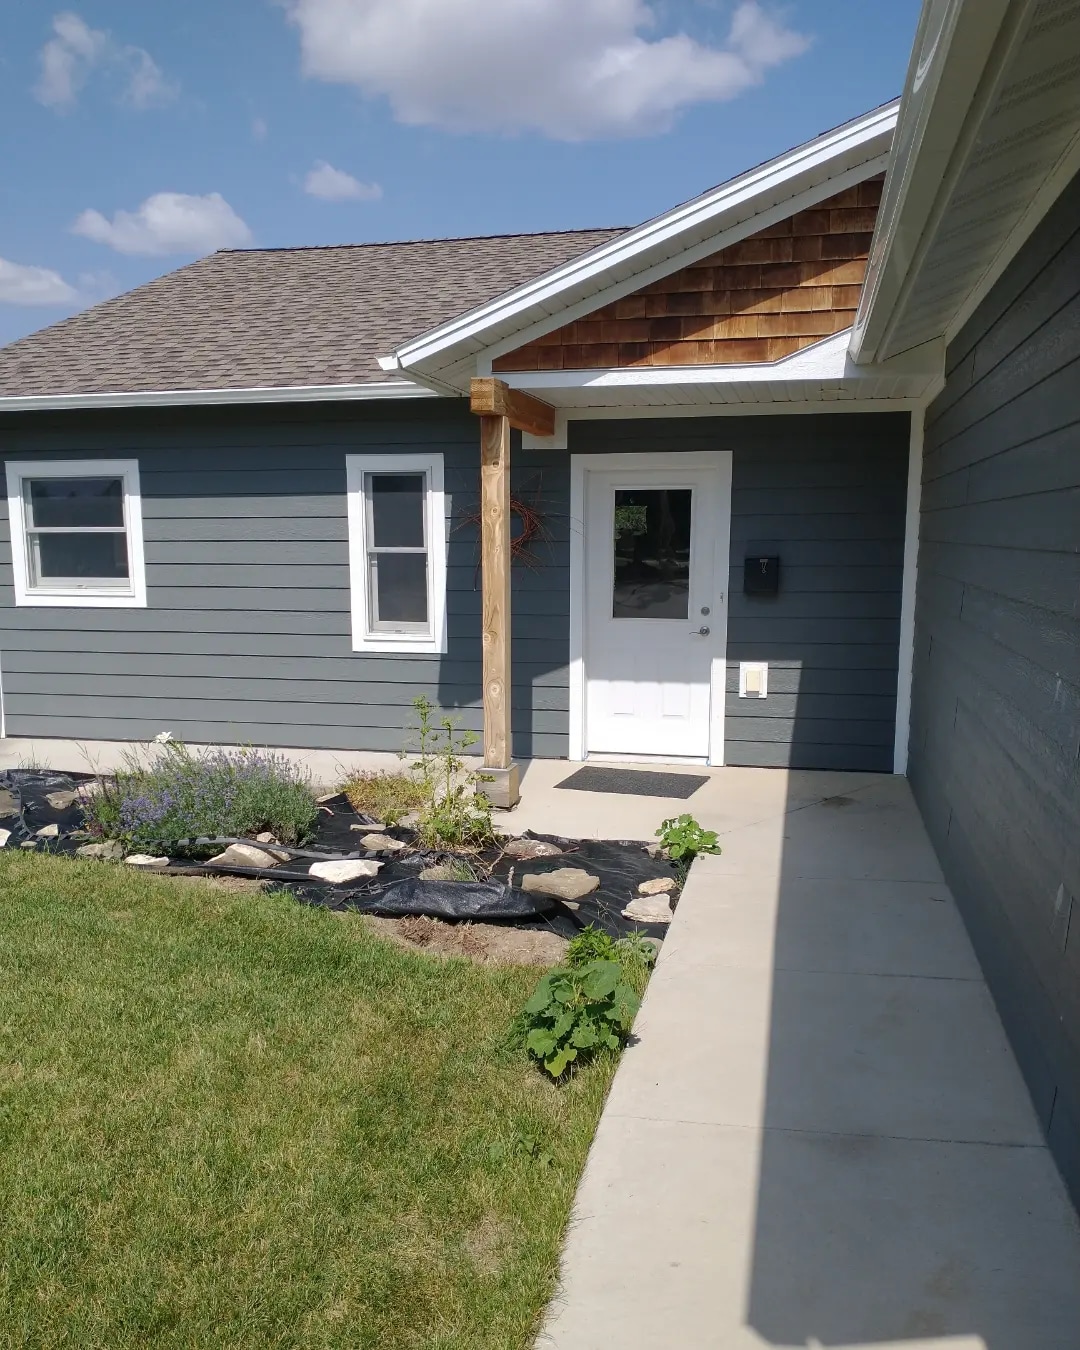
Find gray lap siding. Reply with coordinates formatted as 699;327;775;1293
908;168;1080;1206
0;403;907;772
569;413;909;772
0;401;568;759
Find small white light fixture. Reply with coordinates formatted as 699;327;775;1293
739;661;769;699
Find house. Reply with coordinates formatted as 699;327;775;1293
0;0;1078;1202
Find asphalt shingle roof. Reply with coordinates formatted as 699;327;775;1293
0;229;625;398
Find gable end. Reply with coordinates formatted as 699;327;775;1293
493;176;883;371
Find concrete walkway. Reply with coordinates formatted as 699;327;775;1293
530;767;1080;1350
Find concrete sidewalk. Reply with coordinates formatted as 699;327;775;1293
537;770;1080;1350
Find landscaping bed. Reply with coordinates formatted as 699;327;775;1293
0;851;617;1348
0;767;681;946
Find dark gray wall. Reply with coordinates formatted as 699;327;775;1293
0;403;907;773
0;401;569;759
569;414;909;772
909;169;1080;1205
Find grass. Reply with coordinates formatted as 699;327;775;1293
0;853;616;1349
340;770;430;826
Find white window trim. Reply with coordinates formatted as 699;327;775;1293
5;458;147;609
346;452;447;655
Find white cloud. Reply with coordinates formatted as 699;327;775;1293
35;11;107;109
72;192;253;256
285;0;810;140
304;160;383;202
34;10;177;112
0;258;79;306
121;47;178;109
252;116;269;141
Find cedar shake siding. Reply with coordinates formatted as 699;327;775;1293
494;177;883;372
908;168;1080;1205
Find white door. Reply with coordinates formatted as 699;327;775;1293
579;453;731;761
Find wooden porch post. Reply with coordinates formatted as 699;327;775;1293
470;378;557;808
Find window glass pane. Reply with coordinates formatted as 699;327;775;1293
370;552;428;626
368;474;425;548
27;477;124;529
612;488;692;619
30;532;129;585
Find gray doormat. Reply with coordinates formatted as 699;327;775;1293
555;766;709;799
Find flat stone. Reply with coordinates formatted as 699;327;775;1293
521;868;600;901
622;893;675;924
308;858;383;884
255;831;278;844
35;823;60;839
638;876;677;896
0;828;10;848
502;837;563;859
45;789;81;810
418;864;467;881
315;791;340;804
76;840;124;861
207;843;282;869
358;832;407;854
125;854;170;867
20;841;36;849
0;789;18;817
76;780;105;799
646;843;664;858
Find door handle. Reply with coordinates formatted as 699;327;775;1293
693;626;711;636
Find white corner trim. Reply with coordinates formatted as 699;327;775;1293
5;458;147;609
388;103;898;372
345;452;447;655
0;381;438;414
893;408;924;774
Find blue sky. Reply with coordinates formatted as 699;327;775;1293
0;1;922;348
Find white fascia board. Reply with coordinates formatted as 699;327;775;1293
387;102;899;376
0;380;438;414
850;0;1017;364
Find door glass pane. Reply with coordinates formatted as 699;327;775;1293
612;488;692;619
30;532;129;584
368;473;425;548
27;478;124;529
370;552;428;626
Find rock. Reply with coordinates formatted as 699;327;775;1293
315;791;340;804
502;837;563;860
646;843;664;858
125;854;170;867
418;864;466;882
35;823;60;839
622;893;675;924
357;832;407;854
398;811;421;829
0;829;9;848
638;876;676;896
207;843;283;869
20;841;36;849
76;840;125;861
0;789;19;817
45;789;81;810
521;868;600;901
307;858;382;884
350;821;386;833
76;780;105;800
255;831;277;844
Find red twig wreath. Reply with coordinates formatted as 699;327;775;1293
456;475;554;579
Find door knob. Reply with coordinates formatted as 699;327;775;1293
694;626;711;636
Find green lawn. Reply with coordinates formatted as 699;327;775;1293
0;853;615;1349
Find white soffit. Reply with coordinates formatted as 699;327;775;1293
852;0;1080;363
383;102;899;391
504;330;941;410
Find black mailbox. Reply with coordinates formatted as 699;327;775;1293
744;554;780;596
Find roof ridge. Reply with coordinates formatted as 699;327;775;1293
218;227;627;255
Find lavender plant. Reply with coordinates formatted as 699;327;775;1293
83;741;319;848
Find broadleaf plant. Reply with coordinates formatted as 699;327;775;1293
521;959;640;1079
656;814;720;863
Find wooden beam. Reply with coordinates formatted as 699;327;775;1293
479;412;512;770
470;377;556;438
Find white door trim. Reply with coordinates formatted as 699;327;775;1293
569;451;732;765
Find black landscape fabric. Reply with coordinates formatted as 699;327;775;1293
555;765;709;799
0;774;679;943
